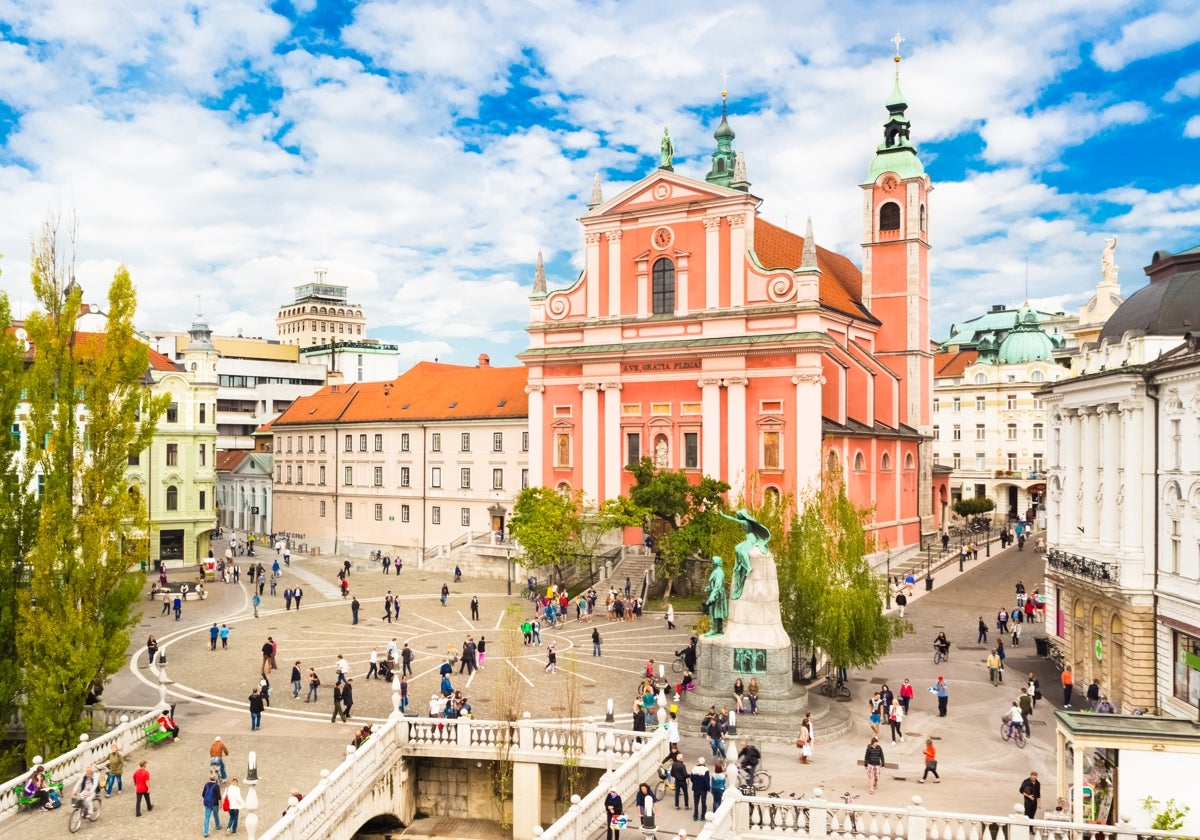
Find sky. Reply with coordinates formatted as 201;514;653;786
0;0;1197;369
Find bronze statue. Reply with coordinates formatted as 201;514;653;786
719;509;771;600
703;556;728;636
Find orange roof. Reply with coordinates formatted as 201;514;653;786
215;449;251;472
934;350;978;377
274;361;528;426
753;219;870;321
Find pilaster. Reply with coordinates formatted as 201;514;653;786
602;382;622;501
728;214;746;308
526;384;544;487
725;375;748;499
580;382;600;502
605;231;622;317
585;232;602;318
699;377;723;479
704;216;722;309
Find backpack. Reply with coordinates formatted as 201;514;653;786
203;780;221;807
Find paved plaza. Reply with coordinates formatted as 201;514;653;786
6;537;1061;839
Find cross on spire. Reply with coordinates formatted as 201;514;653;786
891;31;905;59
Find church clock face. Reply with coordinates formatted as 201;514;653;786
652;226;674;250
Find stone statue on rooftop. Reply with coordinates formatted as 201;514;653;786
659;126;674;170
1101;236;1118;285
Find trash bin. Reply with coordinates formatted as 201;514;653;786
1035;637;1049;657
925;576;934;591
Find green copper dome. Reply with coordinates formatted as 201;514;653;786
868;58;925;181
997;304;1056;364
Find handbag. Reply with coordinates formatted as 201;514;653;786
222;795;230;812
925;760;938;772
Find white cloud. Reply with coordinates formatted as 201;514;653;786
1185;116;1200;139
1166;70;1200;102
1092;4;1200;71
981;99;1150;165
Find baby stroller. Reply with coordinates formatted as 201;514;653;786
378;659;395;682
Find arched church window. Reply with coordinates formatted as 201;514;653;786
826;451;838;472
904;452;915;470
975;372;988;385
717;158;725;173
881;452;892;471
919;204;926;232
853;451;865;472
879;202;901;232
652;258;675;315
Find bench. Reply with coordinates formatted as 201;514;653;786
145;724;172;746
12;778;63;810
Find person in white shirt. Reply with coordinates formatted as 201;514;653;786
1006;701;1024;739
366;648;379;680
336;655;350;685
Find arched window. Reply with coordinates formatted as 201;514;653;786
919;204;927;232
764;486;781;508
652;258;675;315
881;452;892;471
904;452;915;470
1031;370;1045;382
166;485;178;511
853;451;865;471
826;451;839;472
975;372;988;384
879;202;901;231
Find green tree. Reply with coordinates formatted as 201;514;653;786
777;463;904;670
952;496;995;519
573;495;647;563
508;486;578;582
15;219;167;758
625;457;734;599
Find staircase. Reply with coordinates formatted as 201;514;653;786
612;546;658;598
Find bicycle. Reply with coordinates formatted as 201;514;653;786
671;653;687;674
1000;715;1027;749
68;794;101;833
736;763;770;792
819;673;851;699
1046;644;1066;671
653;766;676;800
933;644;950;665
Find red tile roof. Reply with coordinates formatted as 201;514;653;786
753;219;869;321
934;350;978;378
273;362;528;426
215;450;251;472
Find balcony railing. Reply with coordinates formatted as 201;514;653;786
1047;548;1118;583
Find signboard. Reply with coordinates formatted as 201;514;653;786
621;359;703;374
733;648;767;674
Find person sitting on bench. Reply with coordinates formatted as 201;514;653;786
156;708;180;741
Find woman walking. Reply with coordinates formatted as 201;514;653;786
887;698;903;743
919;739;940;783
868;691;883;737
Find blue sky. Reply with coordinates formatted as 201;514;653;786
0;0;1197;368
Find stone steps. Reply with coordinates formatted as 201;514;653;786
677;685;855;745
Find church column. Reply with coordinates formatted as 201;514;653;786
585;233;602;317
793;373;825;487
1058;409;1080;543
699;377;723;479
704;216;722;309
725;376;748;499
580;383;600;502
728;214;746;308
1079;408;1100;545
526;384;544;487
602;382;622;501
1119;401;1144;559
606;231;622;316
677;254;690;317
1099;405;1120;549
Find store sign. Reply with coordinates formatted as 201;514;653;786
1094;635;1103;661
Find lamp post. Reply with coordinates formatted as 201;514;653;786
885;551;892;609
986;519;992;557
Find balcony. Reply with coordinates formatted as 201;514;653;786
1046;548;1119;584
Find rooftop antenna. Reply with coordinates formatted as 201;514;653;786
1025;258;1029;301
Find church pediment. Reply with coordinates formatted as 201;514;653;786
588;171;749;218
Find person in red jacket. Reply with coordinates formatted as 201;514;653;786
133;761;152;816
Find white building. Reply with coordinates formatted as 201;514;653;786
1042;242;1200;715
269;356;529;560
215;449;274;538
299;339;400;384
275;269;367;348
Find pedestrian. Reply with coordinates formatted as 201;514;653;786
341;679;354;720
1096;695;1115;713
367;647;379;680
104;742;125;796
225;778;244;836
1019;689;1034;736
933;676;949;717
477;636;486;668
592;627;602;657
545;645;557;673
899;679;914;714
1062;666;1074;708
382;554;390;574
747;678;759;715
293;586;302;609
252;593;261;618
997;608;1009;634
995;639;1006;680
331;681;345;720
261;639;274;675
665;601;675;630
864;737;885;794
133;760;152;817
220;624;230;649
209;624;219;651
1087;679;1101;711
795;725;811;764
637;782;657;830
689;757;710;822
248;688;264;731
920;738;940;783
284;587;293;610
887;698;903;743
1027;673;1041;708
146;635;159;667
395;556;402;574
896;590;907;618
1019;771;1041;820
351;596;360;625
710;762;726;810
978;616;988;644
383;593;394;622
400;675;409;713
670;753;689;809
209;736;229;780
470;596;479;621
402;643;413;676
306;667;320;702
987;650;1002;685
1012;622;1021;646
441;583;449;607
605;787;624;840
291;661;303;699
173;594;182;621
259;673;271;707
202;771;223;836
868;691;882;736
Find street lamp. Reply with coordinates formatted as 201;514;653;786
986;519;992;557
885;551;892;609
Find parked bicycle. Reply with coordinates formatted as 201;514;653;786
1046;644;1066;671
819;673;851;699
652;766;676;800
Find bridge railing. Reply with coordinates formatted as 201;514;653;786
402;716;649;765
0;707;160;822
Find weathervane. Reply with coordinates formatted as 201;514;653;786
891;31;905;60
721;67;728;100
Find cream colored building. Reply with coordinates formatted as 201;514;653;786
275;269;367;348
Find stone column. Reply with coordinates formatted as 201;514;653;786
1119;400;1143;559
1058;409;1080;543
1079;408;1100;545
580;383;600;502
602;382;622;501
704;216;722;309
725;376;748;499
585;232;602;318
792;372;825;487
525;384;544;489
1099;405;1120;548
605;230;622;317
728;213;746;308
699;377;723;479
511;761;541;840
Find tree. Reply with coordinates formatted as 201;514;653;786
507;486;578;582
625;457;734;599
776;462;905;670
952;497;995;519
573;495;646;562
15;218;167;758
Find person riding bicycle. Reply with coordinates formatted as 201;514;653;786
1005;702;1024;740
933;632;951;659
675;636;698;673
737;739;761;786
73;766;100;821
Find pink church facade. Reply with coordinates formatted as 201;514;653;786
522;67;939;556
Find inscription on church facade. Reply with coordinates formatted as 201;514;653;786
621;359;703;373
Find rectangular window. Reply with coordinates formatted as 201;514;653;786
1032;423;1044;441
461;432;471;452
319;465;326;485
320;500;326;517
626;432;641;465
375;503;383;521
166;402;178;423
762;431;781;470
345;502;353;520
461;507;470;527
374;434;383;452
344;434;352;452
308;435;314;453
401;504;410;523
1006;423;1017;441
952;398;961;412
199;443;206;465
400;432;410;452
297;466;303;484
432;506;441;525
975;396;986;411
199;490;206;510
199;404;206;424
320;435;326;453
492;468;503;490
287;465;293;484
932;425;940;440
975;452;986;471
460;468;471;489
1172;419;1182;469
1007;452;1017;470
975;424;985;441
952;425;961;441
1032;397;1044;410
521;431;529;452
431;467;442;488
932;398;940;413
128;452;140;466
359;434;367;452
166;443;178;466
373;466;383;486
286;436;292;454
431;433;442;452
521;468;529;489
952;452;961;470
1172;631;1200;706
276;466;281;482
1033;453;1043;473
684;432;699;469
493;431;503;452
400;467;411;487
344;466;353;485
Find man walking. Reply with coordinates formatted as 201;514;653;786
336;654;350;685
248;688;264;731
592;627;602;657
209;737;229;780
293;585;302;609
202;771;223;836
401;643;413;676
351;596;360;625
291;661;303;699
209;624;219;651
977;616;988;644
864;737;885;794
331;682;344;723
669;753;689;810
987;650;1002;686
307;667;320;702
261;639;274;675
689;757;711;822
366;647;379;680
133;760;152;817
933;676;949;717
1062;666;1074;708
470;596;480;621
341;679;355;720
1019;771;1041;821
